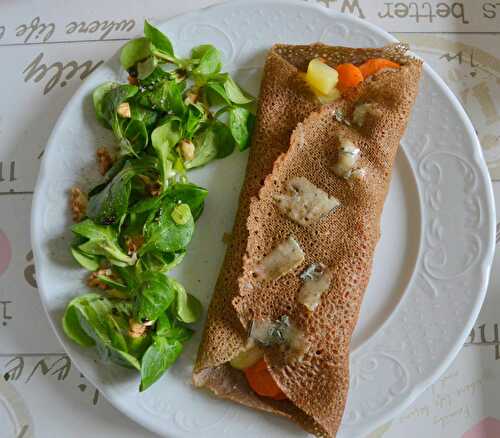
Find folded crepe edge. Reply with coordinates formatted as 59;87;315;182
272;41;413;70
193;46;323;372
192;363;318;431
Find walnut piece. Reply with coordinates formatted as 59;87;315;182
117;102;131;118
184;87;199;105
96;147;114;176
87;268;114;290
179;139;195;161
70;187;87;222
146;182;162;197
128;319;147;338
125;235;144;255
128;75;138;85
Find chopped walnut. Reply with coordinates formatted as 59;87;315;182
87;268;117;290
125;235;144;255
185;92;198;105
117;102;131;118
184;86;199;105
179;139;195;161
96;147;114;176
173;69;187;83
333;138;360;178
138;174;162;197
146;182;162;197
128;319;147;338
70;187;87;222
128;75;139;85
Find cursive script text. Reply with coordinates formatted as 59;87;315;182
23;52;104;94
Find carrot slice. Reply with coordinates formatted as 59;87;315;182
336;63;363;92
359;58;400;79
244;358;287;400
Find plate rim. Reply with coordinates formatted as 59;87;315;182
30;0;496;436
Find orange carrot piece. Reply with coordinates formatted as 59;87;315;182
359;58;400;79
272;390;288;400
244;358;287;400
336;63;363;92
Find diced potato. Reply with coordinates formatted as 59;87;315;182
230;344;264;370
306;58;339;95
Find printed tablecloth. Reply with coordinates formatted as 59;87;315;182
1;1;500;437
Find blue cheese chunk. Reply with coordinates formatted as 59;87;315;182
250;316;290;347
273;177;340;226
254;236;305;281
250;316;308;359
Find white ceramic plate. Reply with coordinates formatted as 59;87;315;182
31;1;496;437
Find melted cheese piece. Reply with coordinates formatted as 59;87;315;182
286;325;309;361
273;177;340;226
250;316;308;360
254;236;305;281
352;103;376;127
298;265;332;311
333;138;360;178
250;319;283;346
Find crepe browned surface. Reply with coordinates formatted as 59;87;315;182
194;43;422;437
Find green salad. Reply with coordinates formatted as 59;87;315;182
63;21;254;391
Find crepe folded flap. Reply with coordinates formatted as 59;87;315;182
193;43;422;437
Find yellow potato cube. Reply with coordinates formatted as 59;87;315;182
229;344;263;370
306;58;339;95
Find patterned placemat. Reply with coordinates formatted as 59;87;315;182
1;1;499;437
